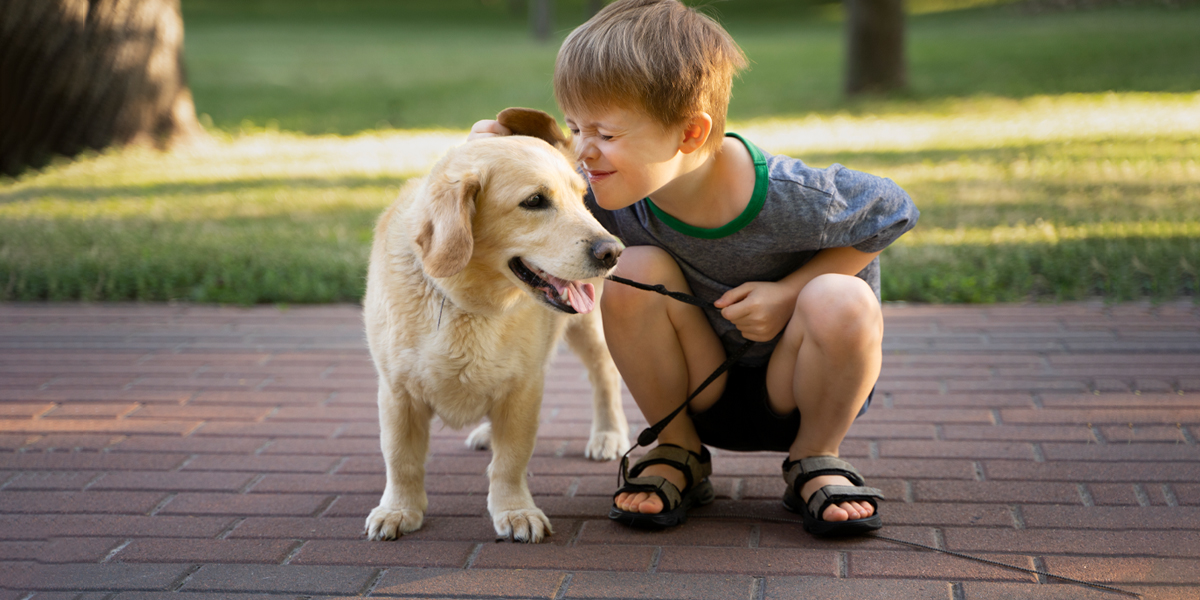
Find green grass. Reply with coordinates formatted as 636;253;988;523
2;2;1198;304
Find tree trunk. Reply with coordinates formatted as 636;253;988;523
0;0;203;177
844;0;908;96
530;0;553;42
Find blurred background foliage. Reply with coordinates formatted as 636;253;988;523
2;0;1198;304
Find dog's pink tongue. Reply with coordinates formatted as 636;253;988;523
565;281;596;314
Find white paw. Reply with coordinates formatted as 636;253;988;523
465;422;491;451
365;505;424;541
585;429;631;461
492;507;552;543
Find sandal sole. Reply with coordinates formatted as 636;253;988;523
609;479;715;530
783;488;882;538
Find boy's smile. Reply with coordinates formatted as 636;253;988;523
565;106;699;212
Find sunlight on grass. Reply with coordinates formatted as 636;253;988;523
2;92;1198;303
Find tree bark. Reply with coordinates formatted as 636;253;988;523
530;0;553;42
0;0;203;177
844;0;908;96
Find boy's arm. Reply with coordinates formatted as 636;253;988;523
713;246;881;342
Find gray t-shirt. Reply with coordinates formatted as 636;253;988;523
586;133;919;366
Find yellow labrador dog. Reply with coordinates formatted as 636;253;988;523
364;109;629;543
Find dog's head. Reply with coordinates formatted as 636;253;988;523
412;113;621;315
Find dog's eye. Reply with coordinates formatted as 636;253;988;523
521;193;549;210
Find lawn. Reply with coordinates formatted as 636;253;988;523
1;1;1198;303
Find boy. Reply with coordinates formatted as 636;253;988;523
470;0;917;536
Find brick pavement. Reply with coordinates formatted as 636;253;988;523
1;301;1198;599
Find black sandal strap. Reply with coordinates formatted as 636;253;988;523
782;456;867;494
806;484;884;519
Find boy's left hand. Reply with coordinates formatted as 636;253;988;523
714;281;797;342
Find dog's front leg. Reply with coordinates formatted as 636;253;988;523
565;306;630;461
366;385;431;540
486;383;552;543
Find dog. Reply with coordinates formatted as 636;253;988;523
363;108;630;543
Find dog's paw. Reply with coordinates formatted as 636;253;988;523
585;430;631;461
492;507;553;543
465;422;492;451
365;505;424;541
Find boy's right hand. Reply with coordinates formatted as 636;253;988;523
467;119;512;141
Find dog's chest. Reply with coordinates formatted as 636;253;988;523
400;310;558;425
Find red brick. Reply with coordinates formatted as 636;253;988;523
576;517;754;547
878;503;1015;527
849;550;1037;582
0;452;185;471
1040;442;1199;461
191;421;339;437
89;471;255;492
158;492;331;516
226;516;365;540
259;438;379;455
268;406;376;421
183;454;341;473
983;460;1200;482
189;391;330;405
112;538;298;563
1087;483;1141;506
858;409;995;424
0;403;56;418
0;514;233;539
765;576;953;600
374;567;566;598
180;564;377;594
759;524;937;552
960;581;1160;599
1001;408;1200;425
1040;393;1200;408
292;539;472;567
22;434;124;451
1040;556;1200;584
942;425;1095;442
890;393;1036;408
1101;424;1192;443
0;419;199;435
0;491;168;514
1021;505;1200;530
657;546;836;576
563;571;755;599
109;435;268;454
251;473;382;494
4;562;192;591
126;405;273;420
913;481;1081;504
0;537;119;563
43;402;139;418
879;440;1034;460
945;527;1200;558
3;471;97;490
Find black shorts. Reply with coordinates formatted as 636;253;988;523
689;363;874;452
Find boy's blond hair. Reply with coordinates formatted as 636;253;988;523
554;0;747;154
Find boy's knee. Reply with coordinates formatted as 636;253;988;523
601;246;681;316
797;275;882;347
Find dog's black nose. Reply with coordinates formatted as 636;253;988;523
591;238;623;269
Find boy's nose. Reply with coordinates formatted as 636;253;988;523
575;137;599;162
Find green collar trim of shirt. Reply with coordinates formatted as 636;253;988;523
645;132;768;240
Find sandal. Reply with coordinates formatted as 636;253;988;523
782;456;884;537
609;443;715;530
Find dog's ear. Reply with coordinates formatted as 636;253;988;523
497;107;570;150
414;173;480;278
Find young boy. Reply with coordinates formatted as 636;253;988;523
470;0;917;536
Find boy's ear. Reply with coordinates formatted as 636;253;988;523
497;107;571;150
679;112;714;155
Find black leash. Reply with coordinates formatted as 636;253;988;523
603;274;1140;599
692;513;1141;599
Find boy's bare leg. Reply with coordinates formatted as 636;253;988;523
602;246;727;514
766;274;883;522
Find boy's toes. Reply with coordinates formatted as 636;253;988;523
822;503;851;522
616;491;664;514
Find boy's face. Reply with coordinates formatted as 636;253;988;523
564;105;691;211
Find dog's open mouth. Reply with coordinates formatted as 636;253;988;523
508;257;596;315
